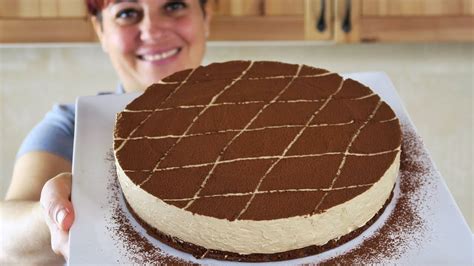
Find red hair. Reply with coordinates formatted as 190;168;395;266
85;0;113;16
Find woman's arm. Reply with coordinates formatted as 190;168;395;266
0;151;71;264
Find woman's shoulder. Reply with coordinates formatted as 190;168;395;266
46;103;75;130
17;103;76;161
17;84;122;162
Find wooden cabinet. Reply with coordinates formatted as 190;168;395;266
210;0;474;42
0;0;95;42
0;0;86;18
0;0;472;43
356;0;474;42
208;0;333;41
361;0;473;16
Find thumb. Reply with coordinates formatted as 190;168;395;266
40;173;75;231
54;200;75;231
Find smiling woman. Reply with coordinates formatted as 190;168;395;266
88;0;210;91
0;0;211;264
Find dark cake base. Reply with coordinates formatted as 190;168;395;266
122;188;395;262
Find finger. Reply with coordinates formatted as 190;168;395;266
40;172;72;201
40;173;75;230
57;201;75;231
50;222;70;260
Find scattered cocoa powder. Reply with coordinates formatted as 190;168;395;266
319;121;435;264
103;119;435;264
104;151;192;264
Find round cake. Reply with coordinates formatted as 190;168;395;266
113;61;402;262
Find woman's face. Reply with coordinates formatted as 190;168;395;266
93;0;210;92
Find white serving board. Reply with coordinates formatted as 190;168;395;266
69;72;473;265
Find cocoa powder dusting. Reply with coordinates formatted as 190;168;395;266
103;119;435;264
104;151;193;264
320;121;435;264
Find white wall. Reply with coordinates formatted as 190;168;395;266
0;43;472;230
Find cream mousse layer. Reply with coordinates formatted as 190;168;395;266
115;151;399;254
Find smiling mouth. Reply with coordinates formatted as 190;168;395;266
138;48;181;62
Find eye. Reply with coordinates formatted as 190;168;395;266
164;1;187;13
115;8;142;24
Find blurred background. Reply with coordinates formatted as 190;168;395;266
0;0;473;231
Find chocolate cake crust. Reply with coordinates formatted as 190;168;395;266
123;188;395;262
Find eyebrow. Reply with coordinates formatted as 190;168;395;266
113;0;186;4
113;0;138;3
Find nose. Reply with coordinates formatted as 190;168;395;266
139;10;172;42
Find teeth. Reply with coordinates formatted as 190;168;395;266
142;48;179;61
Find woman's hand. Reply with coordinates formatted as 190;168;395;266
39;173;75;260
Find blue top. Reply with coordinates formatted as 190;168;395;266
16;85;125;162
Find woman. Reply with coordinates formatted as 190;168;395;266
0;0;211;263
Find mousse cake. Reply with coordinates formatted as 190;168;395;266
113;61;402;261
